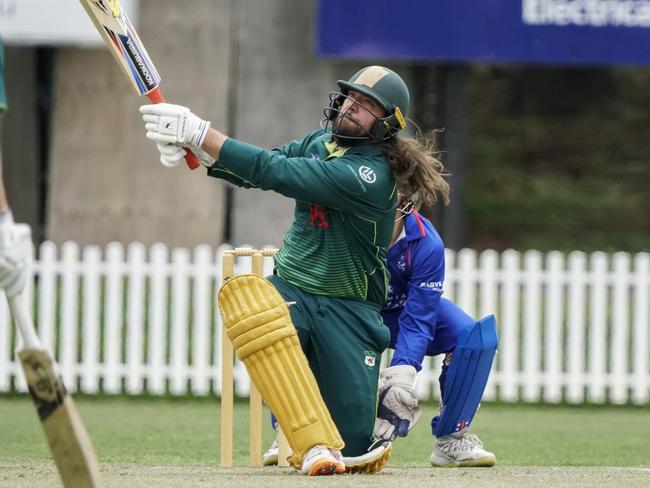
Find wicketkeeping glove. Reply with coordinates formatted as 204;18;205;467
374;365;421;441
140;103;211;149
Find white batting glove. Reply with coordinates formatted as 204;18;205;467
140;103;211;149
0;214;32;298
374;365;421;441
155;142;215;169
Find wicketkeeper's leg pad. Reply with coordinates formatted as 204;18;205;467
218;274;344;468
432;315;498;437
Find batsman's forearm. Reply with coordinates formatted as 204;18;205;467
0;184;8;212
202;128;229;161
0;150;9;212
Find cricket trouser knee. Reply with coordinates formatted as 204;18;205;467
218;274;344;468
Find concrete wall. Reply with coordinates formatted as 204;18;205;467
43;0;414;248
228;0;353;247
47;0;231;247
2;48;41;241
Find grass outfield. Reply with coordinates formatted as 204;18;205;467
1;397;649;487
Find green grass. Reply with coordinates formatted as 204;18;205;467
1;396;649;468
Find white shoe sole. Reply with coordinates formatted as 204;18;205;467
430;454;496;468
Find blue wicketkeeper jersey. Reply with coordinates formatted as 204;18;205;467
381;211;474;370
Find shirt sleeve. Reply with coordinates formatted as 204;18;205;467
211;137;391;216
206;135;310;187
206;164;257;188
390;239;445;371
272;135;311;158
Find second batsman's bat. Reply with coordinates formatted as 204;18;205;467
9;290;102;488
79;0;200;170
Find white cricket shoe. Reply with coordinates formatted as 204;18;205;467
301;445;345;476
262;438;279;466
263;436;293;466
430;429;496;467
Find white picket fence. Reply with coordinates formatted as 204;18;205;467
0;242;648;405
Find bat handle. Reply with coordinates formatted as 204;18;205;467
8;293;42;349
146;87;201;171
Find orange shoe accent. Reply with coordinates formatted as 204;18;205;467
308;460;345;476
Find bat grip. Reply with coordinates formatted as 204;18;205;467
8;293;42;349
146;87;201;170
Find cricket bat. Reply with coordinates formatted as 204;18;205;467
9;291;102;488
79;0;200;170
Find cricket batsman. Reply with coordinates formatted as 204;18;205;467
138;66;449;474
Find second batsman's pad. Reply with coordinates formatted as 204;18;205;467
432;315;498;437
218;274;344;467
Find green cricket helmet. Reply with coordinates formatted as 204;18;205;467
323;66;410;143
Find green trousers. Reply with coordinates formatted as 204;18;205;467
268;275;390;457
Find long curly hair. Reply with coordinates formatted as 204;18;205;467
380;134;450;207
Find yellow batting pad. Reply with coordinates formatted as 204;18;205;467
218;274;344;467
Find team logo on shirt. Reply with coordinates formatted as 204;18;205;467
308;204;329;229
419;281;443;291
358;166;376;183
364;351;377;368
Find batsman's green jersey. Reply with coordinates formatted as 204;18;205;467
0;38;7;114
209;129;397;308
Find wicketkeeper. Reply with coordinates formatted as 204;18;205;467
375;196;498;467
138;66;449;474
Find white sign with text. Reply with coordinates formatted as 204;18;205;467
0;0;139;45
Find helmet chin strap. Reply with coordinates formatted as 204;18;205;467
395;200;415;221
395;192;420;221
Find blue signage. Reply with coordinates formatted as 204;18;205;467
316;0;650;66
